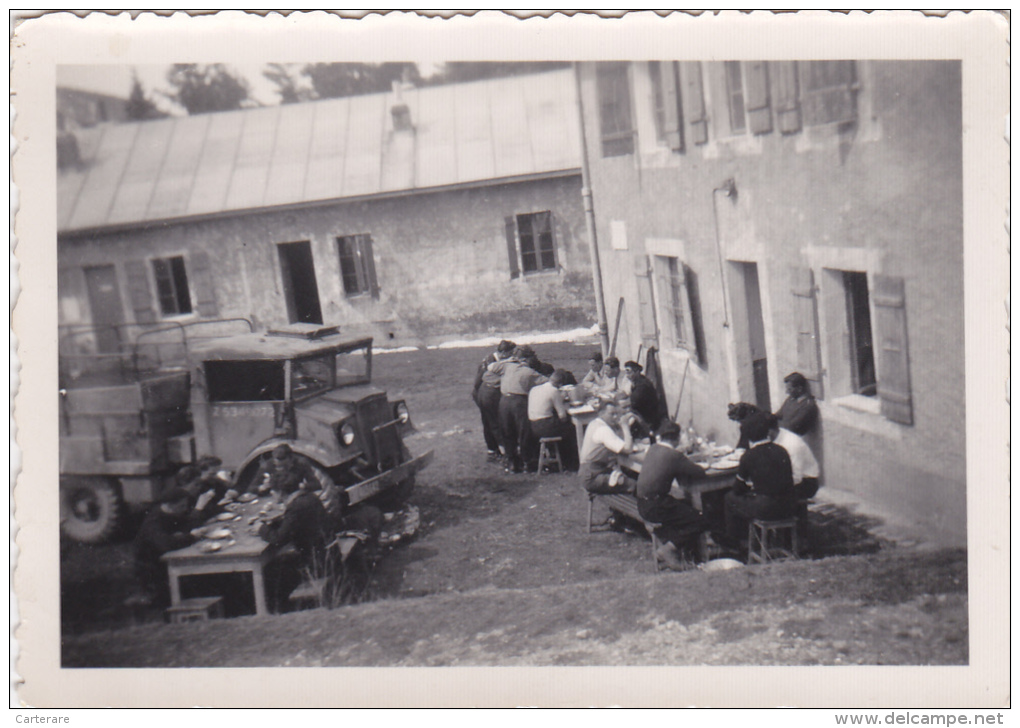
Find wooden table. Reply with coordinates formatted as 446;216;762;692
162;496;284;617
567;404;597;446
618;445;738;511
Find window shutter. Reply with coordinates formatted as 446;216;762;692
791;267;823;399
633;255;659;349
123;260;156;324
772;61;802;134
681;62;709;145
362;235;380;299
189;250;219;317
659;62;684;152
872;274;913;425
744;61;773;135
799;61;857;127
504;216;520;279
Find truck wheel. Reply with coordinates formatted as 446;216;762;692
60;477;124;544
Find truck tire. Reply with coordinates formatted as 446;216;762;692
60;477;125;544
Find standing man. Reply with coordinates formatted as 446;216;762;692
635;423;712;570
528;369;580;472
472;339;515;462
578;399;637;494
493;346;549;473
775;372;819;436
133;487;197;607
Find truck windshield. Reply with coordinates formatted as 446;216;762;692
291;354;334;398
206;360;285;402
336;344;371;386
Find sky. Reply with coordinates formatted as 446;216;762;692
56;62;441;115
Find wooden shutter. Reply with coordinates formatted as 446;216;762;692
800;61;857;126
189;250;219;317
872;274;913;425
504;216;520;279
791;267;823;399
633;255;659;349
123;259;156;324
362;235;380;299
772;61;802;134
659;62;684;152
681;62;709;145
744;61;773;135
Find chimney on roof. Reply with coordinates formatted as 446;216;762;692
390;79;413;132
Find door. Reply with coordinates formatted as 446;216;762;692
277;241;324;324
730;261;771;411
83;265;126;353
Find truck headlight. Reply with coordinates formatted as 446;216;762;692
394;401;410;424
339;422;356;446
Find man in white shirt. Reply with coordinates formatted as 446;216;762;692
770;419;821;500
528;370;579;471
578;399;637;494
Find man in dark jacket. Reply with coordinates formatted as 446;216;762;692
775;372;819;436
635;423;711;569
472;339;515;462
133;487;197;607
624;360;663;436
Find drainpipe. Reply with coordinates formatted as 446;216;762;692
711;177;738;328
573;62;611;357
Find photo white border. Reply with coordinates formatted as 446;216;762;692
10;10;1010;708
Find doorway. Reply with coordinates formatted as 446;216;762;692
277;241;323;324
83;265;126;353
729;261;771;411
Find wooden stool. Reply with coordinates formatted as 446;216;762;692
166;596;224;623
288;577;329;610
748;518;799;564
537;437;564;474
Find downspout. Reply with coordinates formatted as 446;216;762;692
573;62;611;357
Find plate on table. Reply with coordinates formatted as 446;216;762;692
206;527;232;540
214;511;237;521
238;493;257;503
198;541;222;553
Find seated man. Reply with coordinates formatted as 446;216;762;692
527;369;580;472
635;423;712;570
770;421;821;501
251;443;343;520
723;412;797;545
580;351;604;388
591;356;623;399
623;360;663;436
578;399;637;494
775;372;819;436
133;487;197;607
185;455;238;523
258;474;335;612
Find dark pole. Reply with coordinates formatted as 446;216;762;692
573;62;611;357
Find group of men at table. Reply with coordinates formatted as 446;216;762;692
133;444;382;612
472;344;666;475
473;344;821;570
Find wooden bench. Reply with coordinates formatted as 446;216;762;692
585;491;667;572
165;596;224;623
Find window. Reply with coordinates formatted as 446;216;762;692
652;254;705;363
337;234;379;298
506;212;556;277
843;271;877;396
596;63;635;157
648;61;684;152
151;256;192;317
517;212;556;273
799;61;857;126
205;360;285;402
724;61;748;134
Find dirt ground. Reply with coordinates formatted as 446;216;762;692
58;339;969;667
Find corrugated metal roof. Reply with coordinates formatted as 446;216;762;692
58;69;582;233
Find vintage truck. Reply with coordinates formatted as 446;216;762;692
58;320;432;543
